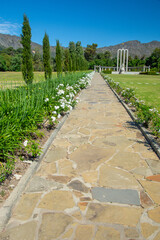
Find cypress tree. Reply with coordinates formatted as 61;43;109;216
69;41;76;71
43;33;52;79
21;14;34;84
56;40;62;76
76;41;84;70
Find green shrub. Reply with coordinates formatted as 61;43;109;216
102;69;112;74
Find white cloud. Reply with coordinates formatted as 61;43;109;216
0;18;21;35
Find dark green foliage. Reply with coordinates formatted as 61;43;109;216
33;48;43;71
10;55;21;71
0;55;7;71
56;40;62;76
21;14;34;84
64;49;70;72
146;48;160;71
43;33;52;79
69;41;76;71
84;43;98;61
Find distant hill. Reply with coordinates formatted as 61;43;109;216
96;40;160;58
0;33;56;57
0;33;160;58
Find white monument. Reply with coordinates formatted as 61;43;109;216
117;48;128;73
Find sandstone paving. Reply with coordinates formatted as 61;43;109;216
1;72;160;240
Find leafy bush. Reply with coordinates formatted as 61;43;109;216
102;70;112;74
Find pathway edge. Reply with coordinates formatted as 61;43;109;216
0;113;69;232
104;76;160;160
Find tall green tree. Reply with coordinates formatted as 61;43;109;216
56;40;62;76
69;41;76;71
43;33;52;79
84;43;98;61
64;49;70;72
21;14;34;84
76;41;84;70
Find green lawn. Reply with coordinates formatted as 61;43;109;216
110;74;160;112
0;72;57;89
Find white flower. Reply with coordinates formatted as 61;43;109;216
69;106;73;111
23;140;28;147
57;114;61;119
51;116;56;122
52;111;56;114
57;90;65;95
55;106;59;110
45;98;49;102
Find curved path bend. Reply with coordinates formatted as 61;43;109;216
1;73;160;240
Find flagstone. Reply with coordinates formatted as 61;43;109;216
38;212;72;240
99;165;141;190
82;171;98;184
58;159;76;177
146;159;160;174
74;225;94;240
146;174;160;182
72;211;82;221
44;147;67;162
38;190;75;211
78;128;90;135
103;135;134;150
25;176;62;192
132;167;153;177
148;207;160;223
69;144;115;172
141;223;158;239
86;203;142;226
68;180;89;192
140;180;160;204
0;221;37;240
46;175;72;183
124;227;139;238
12;193;41;220
107;151;142;171
140;191;154;208
35;162;57;176
94;226;120;240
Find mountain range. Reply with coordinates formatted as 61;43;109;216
0;33;160;58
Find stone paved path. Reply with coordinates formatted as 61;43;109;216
1;73;160;240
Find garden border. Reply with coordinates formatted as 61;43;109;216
0;113;69;232
104;77;160;160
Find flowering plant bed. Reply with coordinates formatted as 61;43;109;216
0;72;93;183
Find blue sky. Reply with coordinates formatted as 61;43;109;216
0;0;160;48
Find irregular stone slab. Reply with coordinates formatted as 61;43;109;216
82;171;98;184
38;213;72;240
132;167;152;177
36;162;57;176
107;152;141;171
146;159;160;174
69;144;115;172
79;128;90;135
141;223;158;239
86;203;142;227
91;187;140;205
140;180;160;204
124;227;139;238
68;180;89;193
12;193;41;220
95;226;120;240
99;165;141;190
25;176;62;192
140;191;154;208
62;228;73;239
38;190;75;211
47;175;71;183
146;174;160;182
148;207;160;223
45;147;67;162
58;159;76;177
0;221;37;240
103;136;134;150
74;224;94;240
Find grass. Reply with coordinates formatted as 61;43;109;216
110;74;160;112
0;72;57;89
